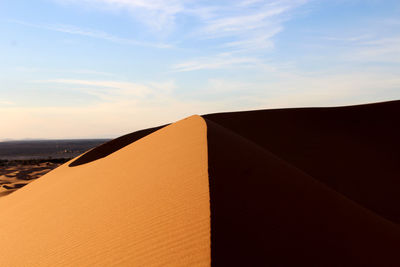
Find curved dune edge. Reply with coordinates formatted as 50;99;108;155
205;118;400;266
0;100;399;266
0;115;210;266
69;125;167;167
204;100;400;224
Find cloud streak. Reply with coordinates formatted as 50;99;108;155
354;37;400;63
10;20;171;48
55;0;310;51
196;0;310;51
324;33;400;63
36;79;175;102
57;0;185;31
171;53;263;72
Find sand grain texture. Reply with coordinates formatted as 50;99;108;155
0;116;210;266
0;100;399;266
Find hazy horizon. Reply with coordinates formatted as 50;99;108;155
1;0;399;139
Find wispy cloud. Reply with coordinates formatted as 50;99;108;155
222;28;282;51
36;79;175;102
56;0;185;32
354;37;400;63
10;20;171;48
324;34;372;42
325;33;400;63
37;79;151;100
195;0;309;52
55;0;310;51
199;2;289;37
171;53;263;72
15;67;117;77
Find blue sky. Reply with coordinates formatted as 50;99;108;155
1;0;399;139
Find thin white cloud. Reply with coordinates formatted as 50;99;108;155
35;79;177;103
361;37;400;46
38;79;152;99
200;5;287;37
354;37;400;63
57;0;185;31
192;0;309;51
202;79;255;94
324;34;372;42
10;20;171;48
223;27;282;51
70;70;117;76
171;1;310;70
238;0;266;7
171;54;262;72
321;14;400;64
54;0;310;51
326;34;400;63
15;67;117;77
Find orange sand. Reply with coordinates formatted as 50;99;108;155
0;115;210;266
0;100;399;266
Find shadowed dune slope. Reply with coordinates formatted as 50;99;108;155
69;125;166;166
204;100;400;223
0;116;210;266
205;118;400;267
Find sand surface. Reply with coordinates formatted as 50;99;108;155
206;117;400;266
0;116;210;266
0;100;399;266
204;100;400;223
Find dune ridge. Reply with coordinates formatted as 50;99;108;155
0;116;210;266
205;117;400;266
204;100;400;223
0;100;399;266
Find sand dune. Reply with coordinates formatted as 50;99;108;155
206;117;399;266
204;100;400;223
0;116;210;266
0;100;399;266
0;162;61;197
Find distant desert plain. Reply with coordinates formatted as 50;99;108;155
0;139;108;197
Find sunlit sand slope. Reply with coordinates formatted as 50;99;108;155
0;115;210;266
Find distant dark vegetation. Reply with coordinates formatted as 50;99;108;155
0;139;110;161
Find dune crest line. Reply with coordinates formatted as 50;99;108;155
0;101;399;266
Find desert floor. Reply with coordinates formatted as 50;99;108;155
0;161;63;197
